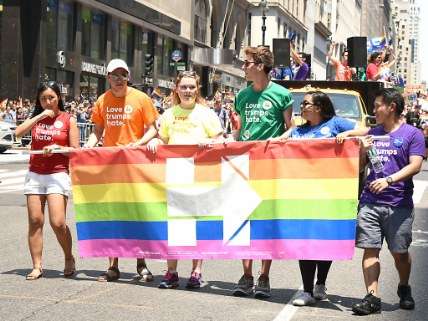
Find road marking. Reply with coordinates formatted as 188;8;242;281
272;287;303;321
0;169;27;194
413;180;428;204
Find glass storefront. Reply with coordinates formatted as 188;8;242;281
44;67;75;100
157;34;188;78
39;1;187;100
46;0;75;51
80;73;105;100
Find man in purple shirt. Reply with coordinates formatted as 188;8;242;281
352;89;425;315
291;45;309;80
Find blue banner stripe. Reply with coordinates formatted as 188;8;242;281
77;219;356;241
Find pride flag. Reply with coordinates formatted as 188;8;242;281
70;139;360;260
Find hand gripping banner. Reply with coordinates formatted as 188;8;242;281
70;139;360;260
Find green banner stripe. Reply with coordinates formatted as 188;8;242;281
75;199;357;222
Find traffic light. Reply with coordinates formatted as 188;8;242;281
144;54;154;76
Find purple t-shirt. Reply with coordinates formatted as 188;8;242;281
360;123;425;208
293;63;309;80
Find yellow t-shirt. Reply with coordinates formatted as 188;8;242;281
91;87;158;146
159;103;223;144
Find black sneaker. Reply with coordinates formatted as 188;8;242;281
352;292;381;315
397;284;415;310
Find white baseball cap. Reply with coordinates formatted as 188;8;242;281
106;59;129;74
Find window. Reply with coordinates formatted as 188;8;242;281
194;0;208;43
81;7;106;60
57;0;75;51
46;0;58;50
91;11;106;60
111;18;134;66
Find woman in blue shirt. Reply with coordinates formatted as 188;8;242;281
290;90;357;306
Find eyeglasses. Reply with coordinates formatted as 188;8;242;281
109;73;128;82
178;85;197;91
243;60;258;67
300;101;315;109
179;71;197;77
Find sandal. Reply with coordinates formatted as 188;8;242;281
64;256;76;277
97;266;120;282
26;267;43;280
137;260;153;282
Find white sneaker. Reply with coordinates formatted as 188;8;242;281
292;291;316;306
313;284;327;300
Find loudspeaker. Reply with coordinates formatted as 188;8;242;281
347;37;367;67
273;38;290;67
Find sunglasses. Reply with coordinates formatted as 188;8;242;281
300;101;315;108
109;73;128;81
243;60;259;67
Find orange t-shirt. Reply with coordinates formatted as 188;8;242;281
91;87;158;146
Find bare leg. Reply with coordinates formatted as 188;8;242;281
192;259;203;274
167;259;178;272
27;195;46;271
391;252;411;285
362;248;381;296
260;260;272;277
47;194;73;261
242;259;253;277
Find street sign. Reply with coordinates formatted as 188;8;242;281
176;62;186;71
171;49;183;62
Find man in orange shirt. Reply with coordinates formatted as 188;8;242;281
85;58;158;282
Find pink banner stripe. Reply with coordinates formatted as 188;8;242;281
78;239;355;260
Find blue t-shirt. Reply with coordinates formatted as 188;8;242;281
290;116;356;138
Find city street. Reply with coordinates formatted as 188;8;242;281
0;150;427;321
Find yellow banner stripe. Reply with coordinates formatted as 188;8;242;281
73;178;358;204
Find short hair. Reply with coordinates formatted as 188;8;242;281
374;88;405;117
244;46;274;74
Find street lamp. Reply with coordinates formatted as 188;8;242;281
259;0;268;46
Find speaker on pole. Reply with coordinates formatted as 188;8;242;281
272;38;290;67
347;37;367;67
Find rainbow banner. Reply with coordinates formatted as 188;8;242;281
70;139;360;260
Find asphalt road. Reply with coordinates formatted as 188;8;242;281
1;152;427;321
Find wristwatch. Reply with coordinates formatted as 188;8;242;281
386;176;393;185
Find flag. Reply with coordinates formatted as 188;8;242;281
70;139;360;260
367;36;386;53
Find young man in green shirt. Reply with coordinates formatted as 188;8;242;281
233;46;293;298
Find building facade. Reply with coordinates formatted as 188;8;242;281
191;0;249;96
392;0;420;85
0;0;192;100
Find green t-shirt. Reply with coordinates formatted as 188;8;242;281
234;81;293;141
